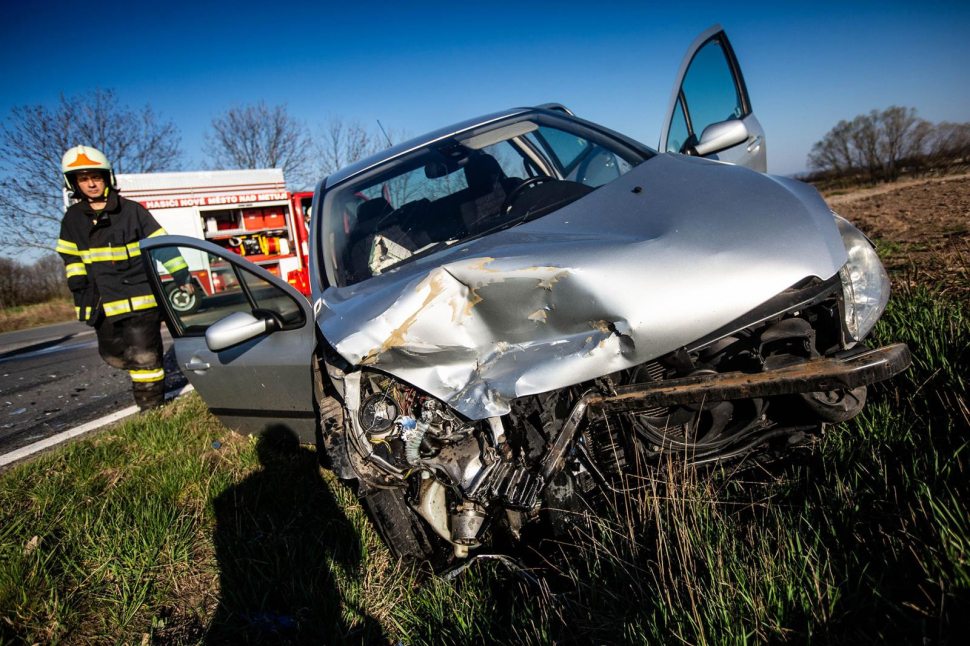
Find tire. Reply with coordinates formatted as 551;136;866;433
797;386;867;423
165;281;200;315
361;487;453;571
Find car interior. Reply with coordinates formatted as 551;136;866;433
327;119;643;284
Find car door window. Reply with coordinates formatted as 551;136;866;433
241;268;303;326
666;96;692;154
527;127;633;187
479;141;531;181
680;37;743;141
148;245;305;336
532;126;591;174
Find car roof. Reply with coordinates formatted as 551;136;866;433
323;108;535;189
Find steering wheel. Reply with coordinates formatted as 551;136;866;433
500;175;555;214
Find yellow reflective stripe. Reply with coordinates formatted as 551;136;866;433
85;307;91;319
147;228;168;238
103;299;132;316
84;246;129;263
131;294;157;310
129;368;165;383
65;262;87;278
127;241;141;257
75;306;81;318
162;257;188;273
56;239;80;255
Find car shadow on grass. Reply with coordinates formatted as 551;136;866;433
206;426;383;644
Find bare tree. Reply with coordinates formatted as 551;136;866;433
310;116;408;203
850;111;882;181
808;106;970;184
204;101;312;189
807;119;858;184
806;137;837;175
315;116;382;176
927;122;970;172
879;106;920;181
903;118;934;176
0;87;182;250
808;120;851;176
830;120;856;175
0;254;69;310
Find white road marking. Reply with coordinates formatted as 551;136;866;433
0;340;100;364
0;383;195;468
0;329;96;355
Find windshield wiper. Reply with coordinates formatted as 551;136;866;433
378;238;460;273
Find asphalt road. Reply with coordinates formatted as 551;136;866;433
0;320;187;455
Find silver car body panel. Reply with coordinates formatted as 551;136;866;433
318;154;846;420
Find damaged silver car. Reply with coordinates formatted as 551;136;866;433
141;26;910;568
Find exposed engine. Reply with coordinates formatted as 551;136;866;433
333;284;904;558
347;370;542;556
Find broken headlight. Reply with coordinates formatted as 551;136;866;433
835;215;890;342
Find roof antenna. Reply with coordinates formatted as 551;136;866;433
377;119;393;147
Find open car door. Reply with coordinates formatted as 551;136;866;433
659;24;767;172
140;235;317;443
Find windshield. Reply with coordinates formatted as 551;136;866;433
322;115;646;286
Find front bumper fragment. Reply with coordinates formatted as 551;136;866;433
589;343;912;417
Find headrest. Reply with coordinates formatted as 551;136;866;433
356;197;392;226
463;154;504;193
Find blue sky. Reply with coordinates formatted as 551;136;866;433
3;0;969;177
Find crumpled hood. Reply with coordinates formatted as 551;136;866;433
318;153;847;419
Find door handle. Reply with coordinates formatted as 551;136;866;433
185;360;210;371
746;136;764;153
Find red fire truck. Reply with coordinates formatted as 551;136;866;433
114;169;312;313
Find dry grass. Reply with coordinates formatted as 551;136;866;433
0;298;76;334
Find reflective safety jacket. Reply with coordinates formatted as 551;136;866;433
56;191;189;324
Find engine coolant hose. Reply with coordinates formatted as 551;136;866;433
403;419;431;465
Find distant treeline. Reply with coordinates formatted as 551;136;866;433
801;106;970;187
0;255;69;310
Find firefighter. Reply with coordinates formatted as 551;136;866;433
56;146;193;410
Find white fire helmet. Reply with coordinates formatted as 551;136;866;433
61;146;116;193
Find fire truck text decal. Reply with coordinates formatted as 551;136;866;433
139;192;290;209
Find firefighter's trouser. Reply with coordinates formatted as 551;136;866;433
95;310;165;410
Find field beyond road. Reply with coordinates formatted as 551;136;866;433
826;173;970;300
0;298;76;335
0;179;967;644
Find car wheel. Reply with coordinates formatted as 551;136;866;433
798;386;867;423
361;487;454;572
165;282;200;315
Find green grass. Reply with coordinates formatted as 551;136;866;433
1;286;967;644
871;237;907;259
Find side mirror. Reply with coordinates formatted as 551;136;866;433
694;119;749;156
206;311;270;352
